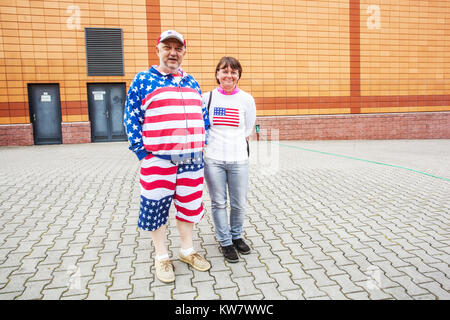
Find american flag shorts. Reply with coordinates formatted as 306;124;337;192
138;154;205;231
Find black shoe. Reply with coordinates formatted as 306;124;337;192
220;245;239;263
232;238;251;255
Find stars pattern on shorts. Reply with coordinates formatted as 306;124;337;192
138;195;172;231
177;162;203;174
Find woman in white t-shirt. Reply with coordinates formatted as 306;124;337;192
203;56;256;263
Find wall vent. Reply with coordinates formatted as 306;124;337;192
85;28;124;76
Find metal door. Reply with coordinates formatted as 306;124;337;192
87;83;127;142
28;84;62;145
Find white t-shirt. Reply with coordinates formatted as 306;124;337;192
202;87;256;162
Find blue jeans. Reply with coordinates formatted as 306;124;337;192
204;158;249;247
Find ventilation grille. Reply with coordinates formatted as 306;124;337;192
85;28;124;76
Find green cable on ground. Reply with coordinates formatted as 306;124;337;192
270;141;450;182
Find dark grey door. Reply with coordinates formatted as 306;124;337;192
28;84;62;145
87;83;127;142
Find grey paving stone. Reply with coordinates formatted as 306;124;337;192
107;289;132;300
319;285;349;300
260;257;288;274
61;273;90;296
112;257;134;274
292;278;327;299
423;271;450;291
241;252;264;269
151;283;174;299
215;287;239;300
346;291;370;300
253;245;275;260
247;266;275;285
304;247;331;262
237;293;264;300
28;263;58;282
173;274;194;295
294;254;321;270
194;281;220;300
246;235;267;248
1;252;29;268
256;282;286;300
95;252;117;268
280;289;305;300
273;250;298;265
228;261;250;278
41;287;66;299
413;293;437;300
305;269;338;287
202;244;222;258
235;276;261;297
89;266;114;284
128;278;154;300
330;274;365;294
270;273;300;291
14;241;39;253
212;270;236;289
15;280;47;300
383;286;414;300
291;236;317;250
173;291;196;300
398;266;435;284
390;275;430;296
1;140;449;300
315;259;346;277
108;271;133;291
0;266;18;290
0;273;31;294
0;291;23;300
418;282;450;300
326;250;354;267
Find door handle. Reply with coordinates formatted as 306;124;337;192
106;110;109;119
33;114;36;121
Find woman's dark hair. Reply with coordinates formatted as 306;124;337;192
215;56;242;84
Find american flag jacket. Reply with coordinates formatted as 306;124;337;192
123;66;210;162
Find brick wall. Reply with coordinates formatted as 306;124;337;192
250;112;450;141
0;124;34;146
61;122;91;144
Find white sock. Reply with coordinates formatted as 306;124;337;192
156;253;169;261
180;247;195;256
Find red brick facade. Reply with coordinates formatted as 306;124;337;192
61;122;91;144
0;122;91;146
251;112;450;141
1;113;448;147
0;124;34;146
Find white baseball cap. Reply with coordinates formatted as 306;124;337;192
157;30;186;47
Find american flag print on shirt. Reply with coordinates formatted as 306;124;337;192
123;66;210;161
212;107;240;127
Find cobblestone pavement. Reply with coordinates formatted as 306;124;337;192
0;140;449;300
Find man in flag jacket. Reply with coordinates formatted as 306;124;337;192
123;30;211;283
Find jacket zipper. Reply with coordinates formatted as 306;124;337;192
178;82;188;157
